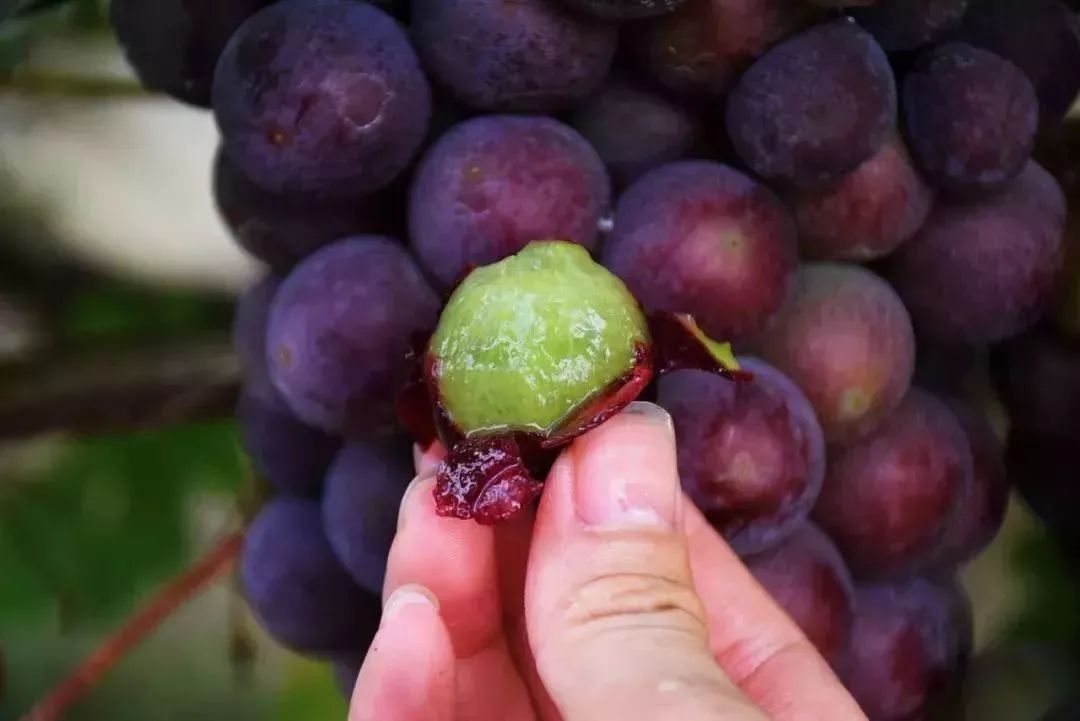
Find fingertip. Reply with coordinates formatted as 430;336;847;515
413;441;447;475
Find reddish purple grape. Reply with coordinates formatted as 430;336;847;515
889;161;1067;344
638;0;818;97
743;523;855;663
787;134;935;262
571;78;701;190
754;263;915;444
267;236;440;437
602;161;798;341
212;0;431;198
411;0;616;113
838;577;972;721
657;358;825;554
903;43;1038;196
409;116;610;290
814;389;974;579
725;19;897;187
956;0;1080;125
851;0;970;52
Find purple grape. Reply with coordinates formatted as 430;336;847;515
754;263;915;444
559;0;687;18
322;437;413;594
743;523;855;663
956;0;1080;125
638;0;818;98
109;0;268;107
237;389;341;498
814;389;974;579
212;0;431;198
241;498;380;655
212;149;394;272
232;274;281;403
888;162;1067;344
787;133;935;262
266;236;440;437
1008;431;1080;553
602;161;798;341
992;327;1080;439
409;116;610;290
851;0;970;52
657;359;825;555
410;0;616;112
571;78;701;189
725;19;897;187
903;43;1038;196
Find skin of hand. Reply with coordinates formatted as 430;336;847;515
348;401;868;721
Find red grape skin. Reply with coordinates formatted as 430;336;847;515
602;161;798;342
743;523;855;664
753;263;915;444
409;116;610;290
814;388;974;579
787;133;934;262
888;161;1067;344
657;359;825;555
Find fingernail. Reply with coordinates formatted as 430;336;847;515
573;401;680;530
382;584;439;624
397;470;435;531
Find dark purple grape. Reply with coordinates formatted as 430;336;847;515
322;437;413;594
232;274;281;403
992;327;1080;439
838;577;972;721
213;0;431;198
212;149;394;273
237;389;341;498
559;0;687;18
638;0;818;98
814;389;973;579
333;655;363;698
409;116;610;290
602;161;797;341
851;0;970;52
267;236;440;437
889;162;1067;344
956;0;1080;125
410;0;616;113
571;78;701;189
658;359;825;554
1008;433;1080;549
743;523;855;663
241;498;380;655
754;263;915;444
787;133;934;262
912;336;979;395
725;19;897;187
109;0;268;107
903;42;1038;196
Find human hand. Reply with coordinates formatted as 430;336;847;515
347;401;867;721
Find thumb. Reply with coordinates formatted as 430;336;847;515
525;402;768;721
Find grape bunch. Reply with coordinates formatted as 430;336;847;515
111;0;1080;716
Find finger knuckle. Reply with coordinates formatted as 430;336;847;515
563;570;709;636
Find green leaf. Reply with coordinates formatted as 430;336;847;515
1004;523;1080;657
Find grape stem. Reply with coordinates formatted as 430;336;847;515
18;531;245;721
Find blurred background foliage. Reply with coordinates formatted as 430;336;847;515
0;0;1077;719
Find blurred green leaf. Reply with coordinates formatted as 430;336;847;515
1006;523;1080;658
273;658;350;721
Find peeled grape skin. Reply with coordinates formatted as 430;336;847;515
903;43;1038;196
267;236;440;437
814;389;974;579
559;0;687;18
657;359;826;555
571;78;701;190
851;0;970;52
725;19;897;187
213;149;394;273
411;0;616;113
603;161;798;342
213;0;431;198
638;0;818;98
109;0;268;107
754;263;915;444
889;162;1067;344
431;242;647;437
787;134;934;262
409;116;610;290
743;524;855;663
322;437;413;594
241;498;380;655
